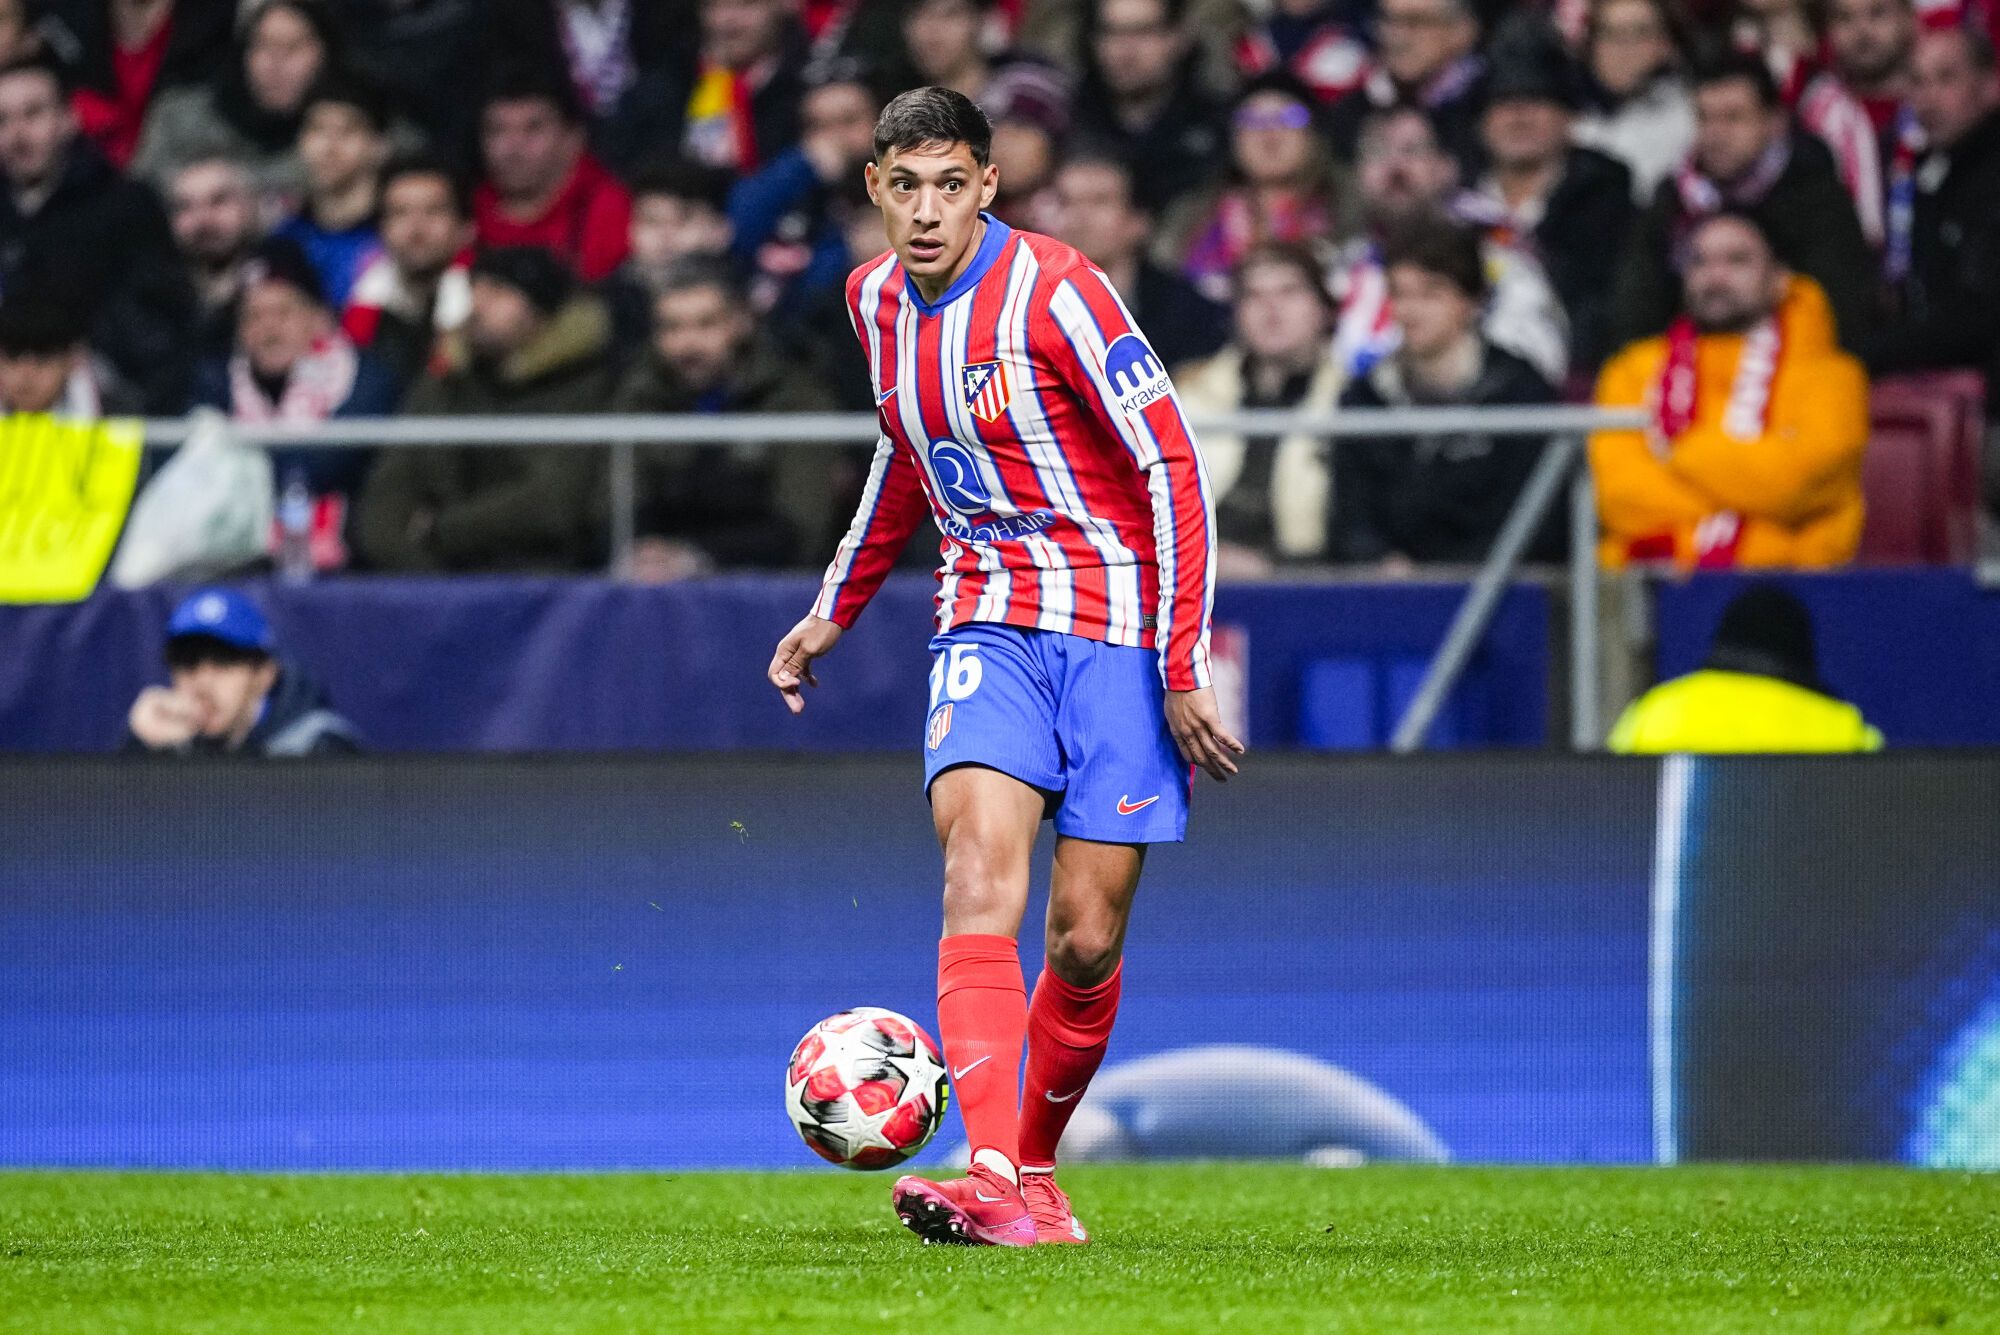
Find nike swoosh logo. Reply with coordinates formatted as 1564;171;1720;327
1044;1088;1082;1103
876;385;897;405
1117;794;1160;815
951;1056;992;1080
974;1190;1006;1202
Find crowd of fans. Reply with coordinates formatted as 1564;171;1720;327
1;0;1996;578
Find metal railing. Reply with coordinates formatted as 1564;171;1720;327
139;405;1649;752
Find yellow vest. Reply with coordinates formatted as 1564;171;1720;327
1608;670;1884;754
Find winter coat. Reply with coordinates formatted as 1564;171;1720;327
1573;74;1697;204
131;80;306;205
1333;339;1565;563
356;297;618;571
125;664;360;757
0;138;195;412
1175;346;1344;560
1512;146;1637;373
472;153;632;284
1591;276;1869;570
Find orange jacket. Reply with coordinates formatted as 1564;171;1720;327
1590;278;1869;570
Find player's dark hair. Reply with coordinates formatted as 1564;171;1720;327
873;86;992;166
380;150;473;219
1381;218;1490;304
657;254;747;306
1692;50;1783;108
630;156;735;212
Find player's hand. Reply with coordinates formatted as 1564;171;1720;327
1165;686;1245;782
129;685;201;748
769;615;843;715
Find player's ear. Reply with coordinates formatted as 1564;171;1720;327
864;160;881;207
979;161;998;210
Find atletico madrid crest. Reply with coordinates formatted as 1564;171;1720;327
926;703;953;751
961;361;1013;422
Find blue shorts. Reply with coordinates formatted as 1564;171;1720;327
921;624;1190;844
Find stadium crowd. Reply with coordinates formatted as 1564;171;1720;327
0;0;1996;577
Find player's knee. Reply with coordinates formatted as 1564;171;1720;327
1045;922;1121;986
939;840;1023;929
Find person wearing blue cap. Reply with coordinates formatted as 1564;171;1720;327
125;588;359;756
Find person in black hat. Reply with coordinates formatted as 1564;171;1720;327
125;586;360;756
1609;583;1883;753
356;244;618;571
1475;16;1636;375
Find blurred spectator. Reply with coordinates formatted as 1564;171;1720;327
358;246;616;572
1858;27;2000;399
167;154;262;362
193;237;397;568
271;75;387;309
1047;151;1226;371
611;257;837;578
1176;242;1342;572
0;0;43;65
0;293;139;414
903;0;1069;130
1799;0;1919;248
1609;583;1883;752
1611;54;1876;353
1234;0;1370;105
1326;0;1487;169
604;157;733;359
671;0;807;173
792;168;889;411
1573;0;1696;202
473;72;631;283
125;587;359;756
342;0;481;151
1166;77;1352;303
989;110;1058;226
1592;210;1868;569
44;0;233;168
1069;0;1226;214
1333;220;1564;566
0;53;193;411
343;153;474;392
1331;105;1569;386
490;0;681;174
1476;18;1635;373
1732;0;1822;104
132;0;337;206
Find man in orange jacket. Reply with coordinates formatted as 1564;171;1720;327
1591;209;1870;569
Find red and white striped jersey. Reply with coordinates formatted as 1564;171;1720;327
810;217;1216;691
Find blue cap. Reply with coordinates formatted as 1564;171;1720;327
166;588;276;654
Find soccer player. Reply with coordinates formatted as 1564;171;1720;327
768;87;1241;1247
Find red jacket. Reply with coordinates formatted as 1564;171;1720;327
472;153;631;282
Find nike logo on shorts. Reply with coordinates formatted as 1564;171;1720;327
952;1056;992;1080
1117;794;1160;815
1044;1088;1082;1103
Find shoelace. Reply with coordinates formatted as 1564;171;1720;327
1022;1178;1072;1229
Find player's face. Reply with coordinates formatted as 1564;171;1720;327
866;142;999;294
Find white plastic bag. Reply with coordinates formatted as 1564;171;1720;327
108;409;273;589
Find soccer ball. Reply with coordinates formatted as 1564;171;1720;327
785;1007;950;1170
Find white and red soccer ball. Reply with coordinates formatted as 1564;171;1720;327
785;1007;950;1170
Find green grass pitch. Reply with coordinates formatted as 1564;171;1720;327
3;1165;1996;1333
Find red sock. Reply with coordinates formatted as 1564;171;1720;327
936;933;1027;1177
1017;962;1122;1169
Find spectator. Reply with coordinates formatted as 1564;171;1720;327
1331;105;1570;386
1475;18;1636;373
342;0;481;150
125;587;359;756
1069;0;1226;215
1234;0;1371;106
1573;0;1696;203
490;0;681;174
167;154;263;363
1799;0;1919;248
45;0;234;169
1166;77;1352;304
1046;150;1227;372
1609;583;1883;752
604;157;735;359
1592;210;1868;569
0;53;194;411
193;237;397;568
132;0;337;206
0;0;42;65
271;75;388;310
1333;219;1564;566
671;0;806;173
1858;27;2000;402
473;72;632;283
989;110;1059;226
1175;242;1343;572
791;167;890;412
1326;0;1487;169
611;257;838;578
343;153;475;392
357;246;617;572
1611;54;1877;353
0;293;140;415
902;0;1069;131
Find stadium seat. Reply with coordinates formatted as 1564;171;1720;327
1858;372;1985;565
